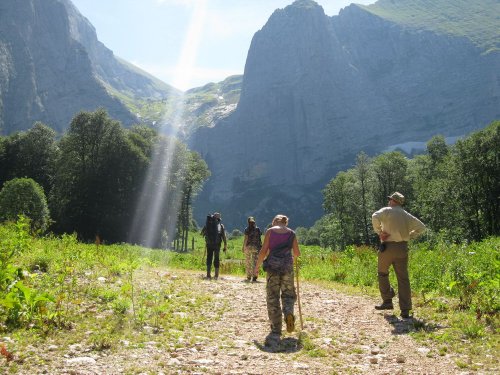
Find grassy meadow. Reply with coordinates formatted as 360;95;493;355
0;218;498;372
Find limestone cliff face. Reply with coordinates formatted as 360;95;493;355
189;0;500;228
61;0;176;101
332;4;499;145
0;0;175;134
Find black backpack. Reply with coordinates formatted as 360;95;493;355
205;214;220;245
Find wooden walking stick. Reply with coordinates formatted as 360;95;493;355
202;244;207;266
295;257;304;330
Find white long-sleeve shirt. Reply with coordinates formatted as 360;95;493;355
372;205;426;242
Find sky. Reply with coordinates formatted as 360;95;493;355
70;0;376;91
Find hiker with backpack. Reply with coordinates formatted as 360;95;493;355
201;212;227;280
242;216;262;282
254;214;301;346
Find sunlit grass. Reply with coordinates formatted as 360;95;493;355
361;0;499;52
0;220;498;372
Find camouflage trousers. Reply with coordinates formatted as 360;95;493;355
266;271;296;334
244;245;259;278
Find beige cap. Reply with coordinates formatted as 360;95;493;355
388;192;405;205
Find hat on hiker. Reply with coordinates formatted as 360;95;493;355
248;216;255;223
213;212;221;219
388;192;405;205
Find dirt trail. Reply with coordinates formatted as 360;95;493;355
169;272;461;375
34;269;472;374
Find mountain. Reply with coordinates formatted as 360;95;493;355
0;0;177;134
1;0;498;230
188;0;500;229
170;75;242;138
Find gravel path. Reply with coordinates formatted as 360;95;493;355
169;272;462;375
22;269;473;374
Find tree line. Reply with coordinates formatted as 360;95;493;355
296;121;500;249
0;109;210;248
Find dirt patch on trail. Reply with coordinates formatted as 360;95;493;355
162;272;462;375
21;269;475;374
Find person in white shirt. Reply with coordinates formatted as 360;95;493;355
372;192;426;318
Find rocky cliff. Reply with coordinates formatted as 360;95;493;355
189;0;500;229
0;0;176;134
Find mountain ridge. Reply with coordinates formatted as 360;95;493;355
0;0;177;134
188;0;499;229
0;0;498;230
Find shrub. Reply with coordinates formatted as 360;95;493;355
0;178;50;232
230;229;243;238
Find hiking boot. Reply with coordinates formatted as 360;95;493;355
246;276;251;282
214;268;219;280
375;300;394;310
252;276;258;282
400;310;411;319
285;314;295;333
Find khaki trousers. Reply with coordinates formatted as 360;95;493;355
378;241;412;310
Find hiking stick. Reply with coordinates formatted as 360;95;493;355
202;244;206;266
295;258;304;330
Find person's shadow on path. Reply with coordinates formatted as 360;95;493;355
383;313;445;335
253;334;302;353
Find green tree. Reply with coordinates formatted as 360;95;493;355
354;152;374;244
311;214;342;249
427;135;449;165
0;133;20;189
317;121;499;247
0;123;58;194
407;138;460;239
371;151;410;208
50;109;149;242
295;226;321;246
451;121;500;240
323;170;358;249
177;151;210;251
127;124;157;158
295;227;309;245
0;178;50;232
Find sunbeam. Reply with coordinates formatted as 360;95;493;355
129;0;207;248
172;1;207;91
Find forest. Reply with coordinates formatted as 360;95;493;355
298;120;500;248
0;114;498;372
1;109;499;251
0;109;210;249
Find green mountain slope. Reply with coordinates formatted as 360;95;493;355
129;75;240;136
180;75;241;134
360;0;500;52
